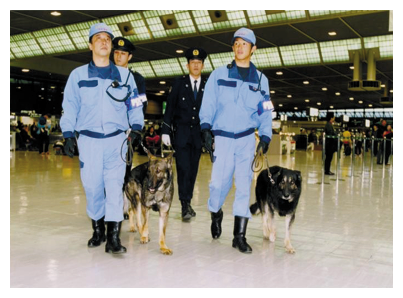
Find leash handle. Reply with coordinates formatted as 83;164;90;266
252;148;275;185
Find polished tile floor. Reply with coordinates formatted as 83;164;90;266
10;149;393;288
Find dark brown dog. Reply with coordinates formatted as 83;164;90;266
250;166;302;254
124;151;174;255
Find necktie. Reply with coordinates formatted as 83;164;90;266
193;80;198;100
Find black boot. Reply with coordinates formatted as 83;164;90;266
232;216;252;254
105;221;126;254
88;217;106;247
181;200;192;221
188;203;196;217
210;209;223;239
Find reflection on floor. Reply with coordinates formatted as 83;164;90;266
10;149;393;287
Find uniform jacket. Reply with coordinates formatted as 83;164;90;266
199;60;273;143
162;74;207;148
61;61;144;138
131;70;148;115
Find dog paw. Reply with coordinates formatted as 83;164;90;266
269;234;276;242
129;226;137;233
285;246;295;254
160;248;173;255
140;236;150;244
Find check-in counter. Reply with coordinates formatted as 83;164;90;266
268;133;295;155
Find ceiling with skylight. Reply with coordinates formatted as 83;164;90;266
10;10;393;111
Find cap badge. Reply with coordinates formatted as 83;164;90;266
118;40;125;46
193;49;199;56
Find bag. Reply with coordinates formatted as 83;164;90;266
345;145;351;156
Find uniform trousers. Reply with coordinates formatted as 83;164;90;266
77;132;127;222
207;133;255;219
175;139;201;202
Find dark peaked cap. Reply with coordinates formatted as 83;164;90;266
113;37;136;53
185;47;207;62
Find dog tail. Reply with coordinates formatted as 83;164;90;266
250;202;261;215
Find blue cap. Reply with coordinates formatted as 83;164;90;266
89;23;114;41
231;27;256;45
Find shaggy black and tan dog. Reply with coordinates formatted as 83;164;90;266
250;166;302;254
124;151;174;255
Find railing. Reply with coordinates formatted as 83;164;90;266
317;133;392;184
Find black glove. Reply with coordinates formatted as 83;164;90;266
129;130;142;148
201;129;214;162
256;140;269;154
64;137;75;158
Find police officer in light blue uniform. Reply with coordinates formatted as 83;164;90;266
200;27;273;254
60;23;144;254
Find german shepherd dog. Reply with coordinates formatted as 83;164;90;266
124;151;174;255
250;166;302;254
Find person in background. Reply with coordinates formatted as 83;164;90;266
112;37;148;116
145;126;160;148
324;112;337;175
355;129;363;156
383;125;393;165
19;125;34;149
376;119;387;164
342;128;351;154
372;125;378;156
161;47;208;221
307;129;317;151
37;114;51;155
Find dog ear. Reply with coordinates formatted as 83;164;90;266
270;166;282;181
147;150;157;161
295;171;302;183
164;152;174;165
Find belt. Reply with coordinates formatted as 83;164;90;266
212;128;255;139
79;130;124;139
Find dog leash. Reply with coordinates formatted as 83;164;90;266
252;148;275;185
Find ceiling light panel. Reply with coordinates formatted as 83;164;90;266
214;10;247;30
364;35;393;59
65;21;99;50
268;10;306;23
309;10;363;18
104;13;151;41
150;58;184;77
252;47;282;68
247;10;306;25
10;33;43;58
320;38;361;63
128;61;156;78
280;43;321;66
143;10;196;39
192;10;247;32
209;52;234;69
192;10;214;32
33;27;76;54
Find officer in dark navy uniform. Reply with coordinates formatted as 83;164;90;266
161;47;208;221
112;37;148;115
113;37;148;221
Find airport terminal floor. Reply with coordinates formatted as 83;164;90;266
10;149;393;288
